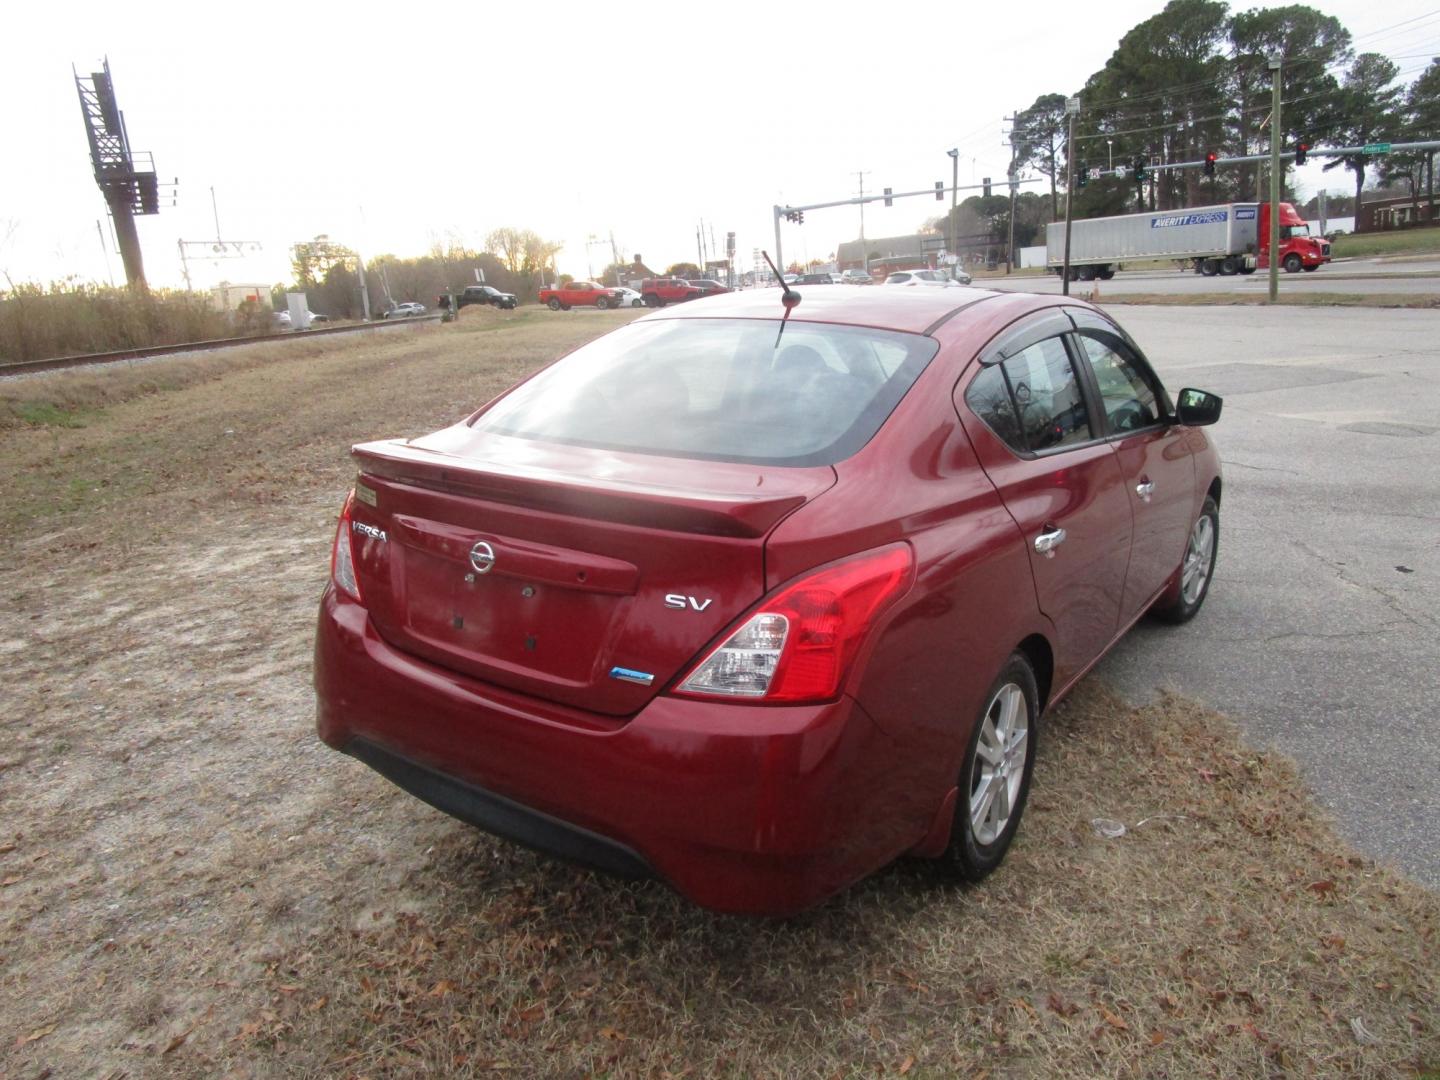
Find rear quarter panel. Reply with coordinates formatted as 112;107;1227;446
763;314;1048;858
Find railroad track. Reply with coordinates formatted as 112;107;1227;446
0;314;442;378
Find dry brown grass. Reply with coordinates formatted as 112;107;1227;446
0;306;1435;1079
0;281;264;365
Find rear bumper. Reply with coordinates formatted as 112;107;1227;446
314;587;907;916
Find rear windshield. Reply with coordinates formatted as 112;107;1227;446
472;317;940;466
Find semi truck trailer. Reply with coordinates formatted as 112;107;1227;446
1046;202;1331;280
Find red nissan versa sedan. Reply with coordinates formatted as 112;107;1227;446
314;287;1223;916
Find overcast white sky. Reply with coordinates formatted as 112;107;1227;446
3;0;1436;291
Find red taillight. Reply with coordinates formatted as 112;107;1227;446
673;543;913;704
331;491;362;602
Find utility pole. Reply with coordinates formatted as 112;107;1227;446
773;205;784;280
1061;95;1080;296
946;149;958;273
856;170;871;271
1007;168;1018;274
1268;54;1283;303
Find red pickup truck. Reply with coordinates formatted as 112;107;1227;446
539;281;625;310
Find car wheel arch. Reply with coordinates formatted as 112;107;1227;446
1016;633;1054;711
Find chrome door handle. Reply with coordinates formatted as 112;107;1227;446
1034;526;1067;557
1136;480;1155;502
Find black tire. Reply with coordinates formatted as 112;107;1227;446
1283;253;1302;274
1152;495;1219;624
1078;266;1096;281
1200;259;1219;277
941;653;1039;883
1238;265;1256;275
1097;267;1115;280
642;294;659;307
596;296;610;310
1220;256;1239;276
1303;264;1319;272
547;297;561;311
631;298;644;307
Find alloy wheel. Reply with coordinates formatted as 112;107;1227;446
1181;514;1215;606
969;683;1029;846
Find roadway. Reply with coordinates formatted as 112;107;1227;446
982;258;1440;296
1083;305;1440;887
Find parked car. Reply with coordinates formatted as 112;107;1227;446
614;287;645;308
452;285;518;311
782;274;800;285
884;269;962;287
797;272;836;285
540;281;625;310
686;279;732;297
382;302;426;319
951;267;973;285
639;278;703;306
271;309;329;329
842;269;873;285
315;288;1223;916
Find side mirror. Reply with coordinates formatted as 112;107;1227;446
1175;387;1223;426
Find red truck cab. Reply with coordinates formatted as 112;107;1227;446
1260;202;1331;272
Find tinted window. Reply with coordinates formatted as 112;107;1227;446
1076;333;1162;433
472;318;939;466
889;273;911;283
1001;337;1092;452
965;364;1023;450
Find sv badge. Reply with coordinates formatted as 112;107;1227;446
664;594;713;611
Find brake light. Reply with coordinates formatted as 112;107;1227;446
674;544;913;704
331;492;362;602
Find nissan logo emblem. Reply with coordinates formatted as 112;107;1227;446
468;541;496;575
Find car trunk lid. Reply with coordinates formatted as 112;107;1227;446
346;426;834;716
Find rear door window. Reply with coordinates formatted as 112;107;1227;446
473;318;939;466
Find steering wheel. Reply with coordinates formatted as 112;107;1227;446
1109;399;1149;432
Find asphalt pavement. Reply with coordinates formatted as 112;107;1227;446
984;258;1440;296
1074;305;1440;887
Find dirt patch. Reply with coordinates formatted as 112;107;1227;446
1;310;1435;1078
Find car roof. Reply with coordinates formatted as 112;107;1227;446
636;284;1072;335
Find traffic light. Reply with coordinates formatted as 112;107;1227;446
1133;158;1148;184
783;209;805;224
936;181;945;201
1077;164;1088;188
1204;152;1217;177
1295;142;1309;165
883;187;893;207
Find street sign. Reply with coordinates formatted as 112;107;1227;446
1115;165;1129;179
1088;167;1102;181
1363;142;1392;154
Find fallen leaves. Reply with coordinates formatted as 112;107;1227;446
14;1024;56;1047
1099;1005;1129;1031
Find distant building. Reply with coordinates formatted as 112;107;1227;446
837;233;959;278
1356;193;1438;234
